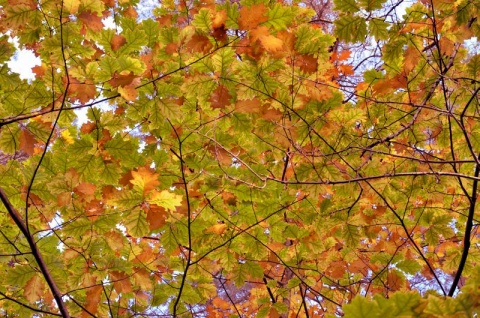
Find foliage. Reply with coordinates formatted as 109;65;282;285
0;0;479;316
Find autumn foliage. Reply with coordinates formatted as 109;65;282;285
0;0;479;316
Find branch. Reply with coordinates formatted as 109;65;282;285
0;187;70;317
0;291;62;317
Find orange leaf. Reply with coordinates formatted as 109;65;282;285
80;121;97;134
32;63;46;78
212;10;227;29
331;50;351;62
111;34;126;51
123;6;138;19
250;26;283;53
206;223;227;235
296;54;318;74
78;11;104;32
130;166;160;194
83;285;103;317
57;192;72;207
118;83;138;101
235;97;262;113
110;271;132;293
68;77;97;104
186;34;213;53
239;4;268;30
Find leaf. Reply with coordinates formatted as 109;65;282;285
24;275;45;304
343;296;381;317
206;223;227;235
68;77;97;104
78;10;104;32
19;128;37;156
64;0;80;14
334;0;359;12
209;85;232;109
124;208;149;238
130;166;160;194
118;81;139;101
334;15;368;42
147;190;182;212
238;4;268;30
250;26;284;53
110;34;127;51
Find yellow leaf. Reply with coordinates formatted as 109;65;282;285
63;0;80;14
147;190;183;212
61;130;74;145
118;84;138;101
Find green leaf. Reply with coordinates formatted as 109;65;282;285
333;0;359;13
123;208;149;238
265;4;294;30
334;15;368;42
343;296;380;317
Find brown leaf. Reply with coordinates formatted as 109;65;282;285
19;128;36;156
209;85;231;109
296;54;318;74
80;121;97;134
108;72;137;88
24;275;45;304
146;205;167;231
186;34;213;53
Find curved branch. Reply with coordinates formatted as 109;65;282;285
0;187;70;317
